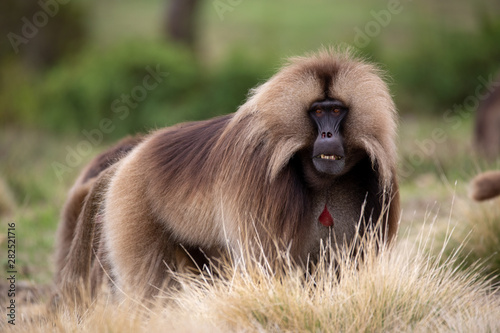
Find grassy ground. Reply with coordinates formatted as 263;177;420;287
0;128;101;283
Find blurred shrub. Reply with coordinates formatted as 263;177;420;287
390;16;500;114
38;41;200;137
0;41;270;139
200;51;271;117
0;61;39;126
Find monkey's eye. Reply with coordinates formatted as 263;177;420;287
314;109;324;117
333;108;340;114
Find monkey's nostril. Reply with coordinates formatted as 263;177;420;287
327;132;332;138
321;132;326;138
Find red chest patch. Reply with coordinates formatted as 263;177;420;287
319;204;334;227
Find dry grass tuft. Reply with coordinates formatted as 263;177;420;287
167;227;499;332
8;222;500;332
436;194;500;286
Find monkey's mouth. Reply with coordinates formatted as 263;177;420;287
312;153;345;176
315;154;343;161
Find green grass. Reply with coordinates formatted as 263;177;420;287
0;127;98;283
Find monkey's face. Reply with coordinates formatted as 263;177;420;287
308;99;348;176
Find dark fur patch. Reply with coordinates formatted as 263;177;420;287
82;135;143;183
308;61;340;100
353;158;383;233
145;114;232;198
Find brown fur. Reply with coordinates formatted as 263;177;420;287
54;135;143;284
470;170;500;201
474;74;500;160
56;48;400;300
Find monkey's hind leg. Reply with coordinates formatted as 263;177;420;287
54;165;118;307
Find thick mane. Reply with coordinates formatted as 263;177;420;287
142;113;311;254
145;114;233;199
143;48;397;249
140;48;397;251
211;116;312;254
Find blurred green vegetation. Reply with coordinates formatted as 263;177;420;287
0;41;271;138
38;42;199;136
389;17;500;113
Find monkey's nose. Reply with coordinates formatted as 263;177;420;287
321;132;333;138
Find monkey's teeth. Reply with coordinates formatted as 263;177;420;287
319;154;342;160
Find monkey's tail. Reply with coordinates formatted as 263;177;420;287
469;170;500;201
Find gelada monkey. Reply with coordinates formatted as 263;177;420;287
55;48;400;300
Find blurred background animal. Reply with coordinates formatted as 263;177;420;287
469;170;500;201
